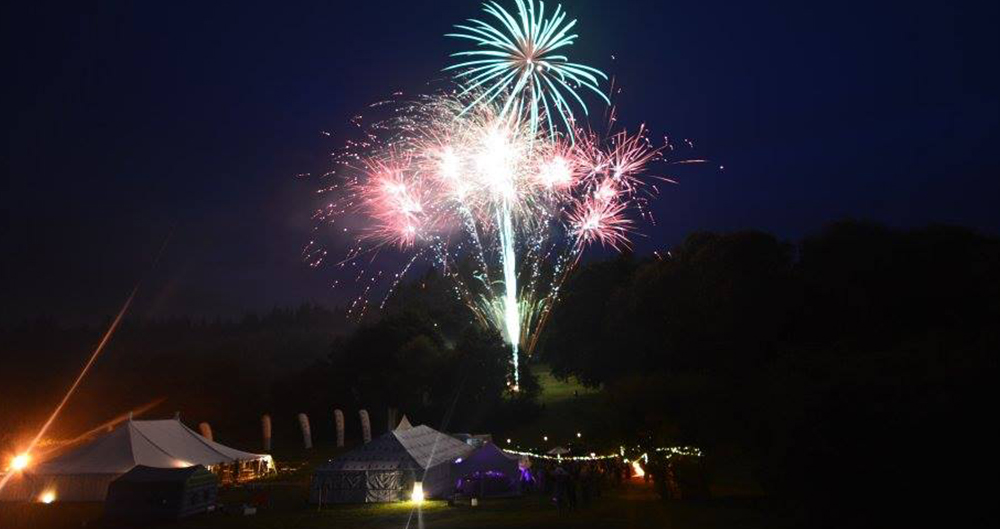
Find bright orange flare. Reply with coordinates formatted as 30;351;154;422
10;454;30;471
0;285;140;495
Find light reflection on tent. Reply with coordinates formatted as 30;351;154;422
310;422;472;504
0;418;272;502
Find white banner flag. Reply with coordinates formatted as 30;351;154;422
334;409;345;448
387;407;398;432
359;409;371;444
298;413;313;449
198;422;213;441
261;414;272;451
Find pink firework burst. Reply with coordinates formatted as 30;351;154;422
569;192;633;251
359;157;434;248
309;88;699;371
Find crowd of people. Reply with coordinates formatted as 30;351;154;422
524;459;637;509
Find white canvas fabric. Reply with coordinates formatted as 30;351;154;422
1;418;269;502
393;425;472;470
323;425;472;473
395;415;413;431
311;424;473;503
34;419;267;475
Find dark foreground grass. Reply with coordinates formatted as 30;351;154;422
1;483;799;529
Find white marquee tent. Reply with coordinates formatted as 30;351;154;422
310;421;473;503
1;418;272;502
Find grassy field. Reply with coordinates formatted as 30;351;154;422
500;365;606;447
532;365;601;405
0;482;796;529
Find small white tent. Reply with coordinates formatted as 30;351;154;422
311;422;473;503
1;418;272;502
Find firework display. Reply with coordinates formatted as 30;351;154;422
308;0;673;388
445;0;609;139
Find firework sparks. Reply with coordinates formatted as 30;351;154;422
445;0;610;139
308;1;690;388
312;88;668;387
569;192;632;251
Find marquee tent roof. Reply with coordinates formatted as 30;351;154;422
321;424;472;473
453;442;520;474
33;418;270;475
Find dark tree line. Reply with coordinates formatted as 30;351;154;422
542;220;998;523
274;309;539;444
3;220;995;524
1;299;535;454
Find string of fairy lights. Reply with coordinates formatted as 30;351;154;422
499;437;703;463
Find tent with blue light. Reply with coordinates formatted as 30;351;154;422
451;442;523;498
310;420;473;504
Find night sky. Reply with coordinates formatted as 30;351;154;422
3;0;998;324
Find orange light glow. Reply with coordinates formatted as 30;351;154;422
10;454;30;472
632;461;645;478
39;491;56;504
